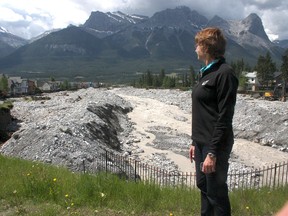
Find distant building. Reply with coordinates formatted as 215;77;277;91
273;72;283;85
27;79;36;94
8;77;23;95
37;81;61;92
244;71;260;91
7;76;36;96
244;71;288;93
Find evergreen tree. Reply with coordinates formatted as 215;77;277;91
230;59;253;90
180;73;185;87
145;70;153;87
184;73;188;87
152;75;161;87
255;52;276;87
0;75;9;96
238;72;248;90
60;80;71;90
189;65;196;88
162;76;175;88
139;74;145;87
231;59;251;78
281;49;288;101
159;69;165;85
231;59;244;78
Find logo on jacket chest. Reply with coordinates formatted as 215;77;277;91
202;80;209;86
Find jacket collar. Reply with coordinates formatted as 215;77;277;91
199;57;225;78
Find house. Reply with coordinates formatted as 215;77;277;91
8;77;22;95
244;71;260;91
40;82;52;92
8;77;36;95
273;72;283;85
244;71;288;98
27;80;36;94
37;81;61;92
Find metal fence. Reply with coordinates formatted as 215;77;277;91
86;149;288;190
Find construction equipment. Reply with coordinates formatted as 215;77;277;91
264;91;275;100
263;84;282;101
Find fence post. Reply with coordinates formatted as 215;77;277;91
97;148;286;189
83;160;85;174
273;163;277;189
134;160;137;182
105;150;108;173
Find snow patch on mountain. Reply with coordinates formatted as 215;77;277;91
0;26;8;33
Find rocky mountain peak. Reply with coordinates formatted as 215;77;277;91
82;10;148;38
0;28;27;57
148;6;208;30
207;15;230;30
241;13;269;41
83;10;148;31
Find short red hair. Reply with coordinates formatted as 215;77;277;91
195;27;226;59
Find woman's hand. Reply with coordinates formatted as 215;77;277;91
189;145;195;163
202;155;217;174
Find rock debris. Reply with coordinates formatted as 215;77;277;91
0;87;287;181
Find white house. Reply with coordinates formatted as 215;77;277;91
38;81;61;92
244;71;260;91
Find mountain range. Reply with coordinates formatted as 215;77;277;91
0;27;27;58
0;6;286;83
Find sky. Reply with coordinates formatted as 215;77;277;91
0;0;287;41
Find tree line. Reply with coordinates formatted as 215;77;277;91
133;50;288;95
132;67;196;89
2;49;288;97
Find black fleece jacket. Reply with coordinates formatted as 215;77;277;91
191;58;238;156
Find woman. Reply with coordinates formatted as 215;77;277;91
189;27;238;216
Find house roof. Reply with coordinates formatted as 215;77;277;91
244;71;257;78
9;76;22;83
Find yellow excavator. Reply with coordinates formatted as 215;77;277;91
264;91;276;100
264;84;285;101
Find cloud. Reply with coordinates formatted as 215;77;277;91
0;7;23;22
261;10;288;40
242;0;288;10
0;0;87;39
242;0;288;40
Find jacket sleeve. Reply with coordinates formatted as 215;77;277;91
209;66;238;155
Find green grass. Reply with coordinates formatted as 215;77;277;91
0;154;287;216
0;100;13;111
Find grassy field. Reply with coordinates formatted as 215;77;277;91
0;154;287;215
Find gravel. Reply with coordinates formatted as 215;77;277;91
0;87;287;180
111;87;288;150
